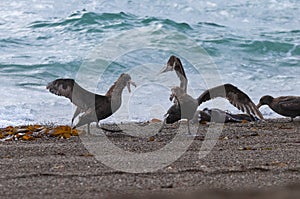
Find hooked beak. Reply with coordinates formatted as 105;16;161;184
46;81;55;90
169;87;178;102
163;113;169;118
159;64;173;74
169;91;176;102
169;94;174;101
127;80;136;93
256;102;262;109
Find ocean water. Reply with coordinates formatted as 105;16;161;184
0;0;299;127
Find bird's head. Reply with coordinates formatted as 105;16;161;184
119;73;136;93
169;86;185;102
159;55;179;74
46;78;75;97
257;95;274;109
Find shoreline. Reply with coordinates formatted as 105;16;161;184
0;119;299;198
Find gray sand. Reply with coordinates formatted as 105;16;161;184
0;119;299;198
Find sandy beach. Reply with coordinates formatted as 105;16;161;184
0;118;299;198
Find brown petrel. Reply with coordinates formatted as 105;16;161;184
257;95;300;121
47;73;136;133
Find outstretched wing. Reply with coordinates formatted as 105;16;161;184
197;84;263;119
46;78;75;100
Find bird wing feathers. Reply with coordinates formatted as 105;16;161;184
197;84;263;119
278;97;300;112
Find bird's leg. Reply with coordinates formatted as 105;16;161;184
187;120;191;135
290;117;294;122
87;123;90;134
158;119;166;133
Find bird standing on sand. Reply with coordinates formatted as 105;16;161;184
168;86;198;134
159;55;263;127
47;73;136;133
257;95;300;121
158;55;188;132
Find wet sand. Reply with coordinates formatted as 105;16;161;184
0;119;299;198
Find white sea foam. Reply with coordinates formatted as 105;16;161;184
0;0;299;127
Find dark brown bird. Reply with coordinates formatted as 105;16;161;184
159;55;263;126
46;73;136;133
257;95;300;121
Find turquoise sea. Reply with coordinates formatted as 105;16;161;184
0;0;299;127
